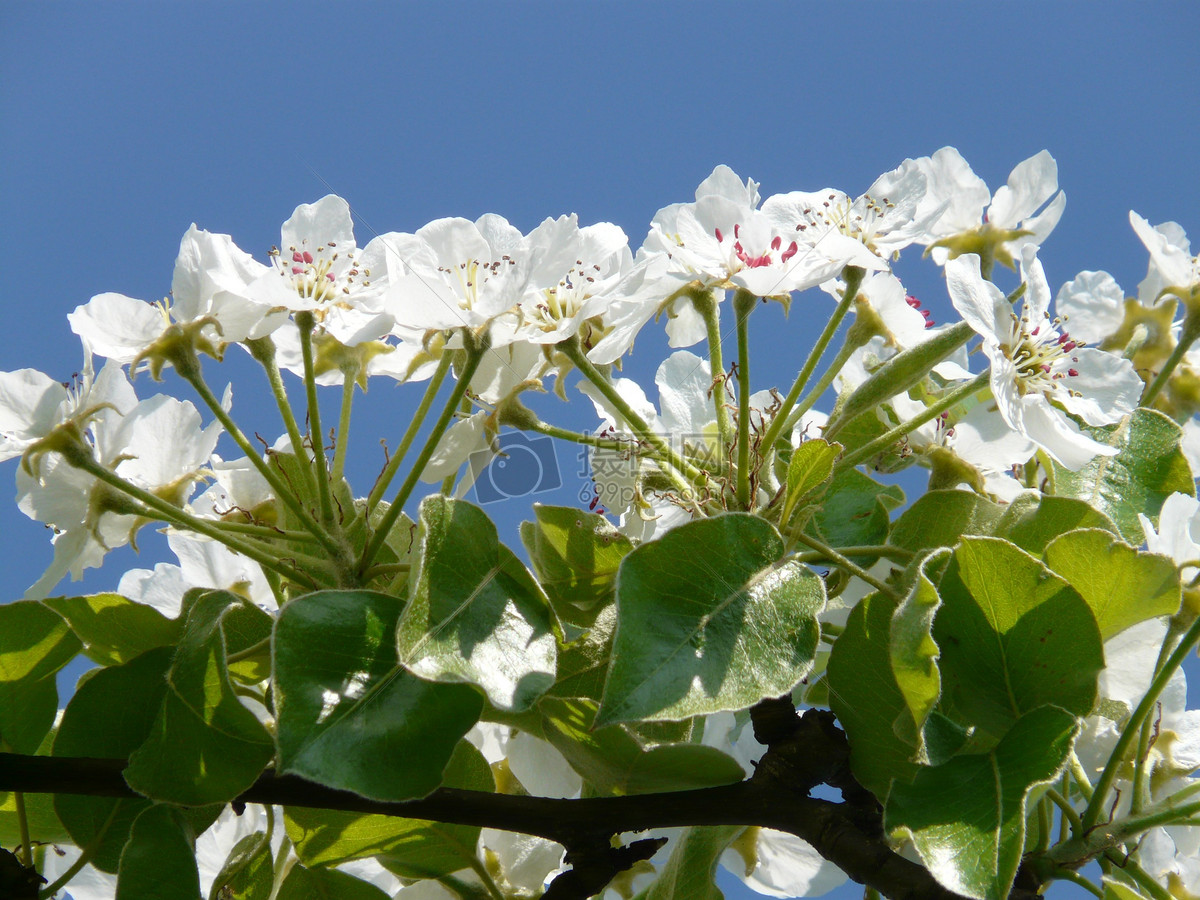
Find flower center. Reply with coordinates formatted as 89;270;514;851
270;240;369;308
1004;309;1082;398
438;255;516;310
714;223;798;270
791;192;896;253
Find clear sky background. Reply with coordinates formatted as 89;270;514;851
3;4;1199;899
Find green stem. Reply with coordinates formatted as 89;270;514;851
465;854;506;900
1106;858;1174;900
760;266;864;454
246;336;317;498
693;289;734;449
1083;614;1200;832
179;359;341;559
789;534;900;599
559;337;704;490
1051;870;1103;899
296;313;335;526
1035;794;1052;853
332;373;356;483
835;371;990;472
793;545;913;564
1044;787;1083;838
734;289;755;509
213;521;319;543
1142;313;1200;406
227;636;271;665
264;568;286;607
38;801;120;899
526;420;640;452
74;456;325;589
1131;631;1180;813
14;790;31;867
782;339;865;436
1069;752;1095;800
361;339;486;574
367;352;453;511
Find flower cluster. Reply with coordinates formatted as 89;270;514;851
3;148;1199;900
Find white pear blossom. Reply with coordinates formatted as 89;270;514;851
68;225;288;366
946;249;1142;470
1130;212;1199;302
17;391;223;599
1055;270;1128;345
916;148;1066;267
499;214;634;351
761;158;940;264
0;351;135;463
641;166;875;349
382;214;529;334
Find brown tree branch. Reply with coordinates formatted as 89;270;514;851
0;706;1042;900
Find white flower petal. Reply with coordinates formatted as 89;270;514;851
68;293;165;363
1056;271;1126;344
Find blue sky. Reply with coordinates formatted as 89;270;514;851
3;3;1199;898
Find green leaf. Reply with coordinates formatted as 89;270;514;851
782;439;841;524
0;600;80;753
1050;408;1194;543
274;589;482;802
886;705;1079;900
597;514;825;726
276;865;391;900
398;496;557;712
1043;529;1181;639
53;647;173;871
934;538;1103;743
547;603;617;701
520;503;633;616
286;741;492;876
538;699;744;795
42;592;180;667
808;468;904;558
890;551;950;754
635;826;739;900
827;593;918;798
992;493;1119;555
207;829;274;900
124;592;274;805
116;804;200;900
887;491;1004;554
